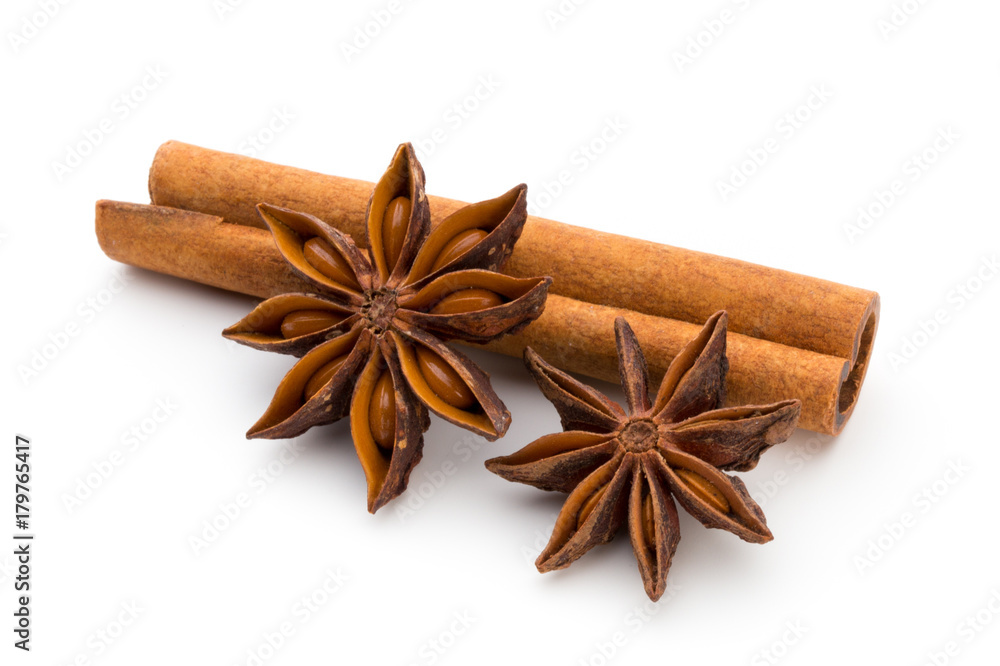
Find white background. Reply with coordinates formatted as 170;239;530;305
3;1;1000;664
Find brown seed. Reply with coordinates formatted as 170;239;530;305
577;486;607;530
430;288;504;315
675;468;730;514
280;309;344;339
430;228;488;273
641;493;655;546
303;237;361;290
303;355;349;402
369;371;396;450
415;346;475;409
381;196;411;272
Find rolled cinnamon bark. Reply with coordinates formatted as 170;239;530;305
148;141;879;358
96;200;858;434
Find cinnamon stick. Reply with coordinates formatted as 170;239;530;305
96;200;858;434
147;141;879;359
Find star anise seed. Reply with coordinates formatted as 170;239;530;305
224;143;552;513
486;312;800;600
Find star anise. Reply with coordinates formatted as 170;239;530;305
485;313;800;600
224;143;551;513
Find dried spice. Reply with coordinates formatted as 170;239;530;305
486;313;801;600
147;140;879;434
224;143;551;512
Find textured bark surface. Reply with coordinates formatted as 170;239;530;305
97;200;853;433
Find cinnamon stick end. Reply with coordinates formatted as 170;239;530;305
831;293;880;434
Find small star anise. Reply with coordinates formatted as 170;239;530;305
224;143;551;513
485;313;800;600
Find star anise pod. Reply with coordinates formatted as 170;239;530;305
224;143;551;513
485;312;800;600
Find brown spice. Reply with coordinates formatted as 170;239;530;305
219;143;551;512
147;140;879;426
485;314;800;601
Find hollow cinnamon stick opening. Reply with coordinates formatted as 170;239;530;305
147;140;879;429
96;200;859;434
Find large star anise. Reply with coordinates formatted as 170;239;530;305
486;313;800;600
224;143;551;513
